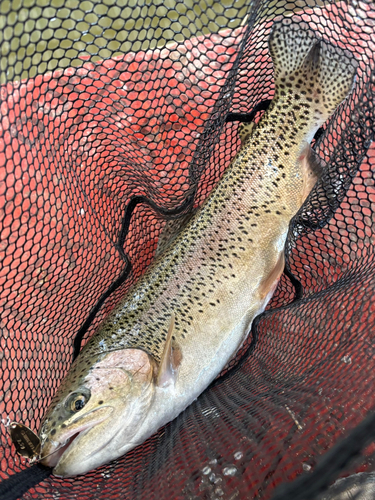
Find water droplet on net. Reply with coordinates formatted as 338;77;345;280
222;465;238;476
2;416;11;427
351;112;359;123
209;472;222;484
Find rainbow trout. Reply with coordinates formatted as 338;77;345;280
39;18;357;476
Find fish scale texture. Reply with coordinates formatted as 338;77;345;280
0;0;375;499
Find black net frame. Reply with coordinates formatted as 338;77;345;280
1;0;375;499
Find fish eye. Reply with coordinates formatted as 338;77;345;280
65;389;91;413
71;395;86;412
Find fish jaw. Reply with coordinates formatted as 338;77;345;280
40;406;113;470
51;407;122;477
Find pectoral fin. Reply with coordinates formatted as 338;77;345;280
157;313;182;388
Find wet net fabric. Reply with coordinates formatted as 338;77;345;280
1;0;375;499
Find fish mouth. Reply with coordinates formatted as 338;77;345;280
40;406;113;469
42;431;82;468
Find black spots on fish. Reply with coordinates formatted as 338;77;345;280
313;105;324;117
51;429;56;436
61;424;66;429
98;401;103;405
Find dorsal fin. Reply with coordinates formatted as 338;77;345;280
238;121;256;144
157;313;182;388
155;211;197;258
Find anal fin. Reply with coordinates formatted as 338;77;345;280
299;143;326;202
259;252;285;301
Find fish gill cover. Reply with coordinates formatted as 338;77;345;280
0;0;374;499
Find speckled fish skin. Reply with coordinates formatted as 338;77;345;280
38;18;357;477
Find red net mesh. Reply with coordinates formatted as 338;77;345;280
1;0;375;498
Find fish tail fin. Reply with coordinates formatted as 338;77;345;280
269;17;357;129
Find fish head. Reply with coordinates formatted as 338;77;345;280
39;348;156;477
